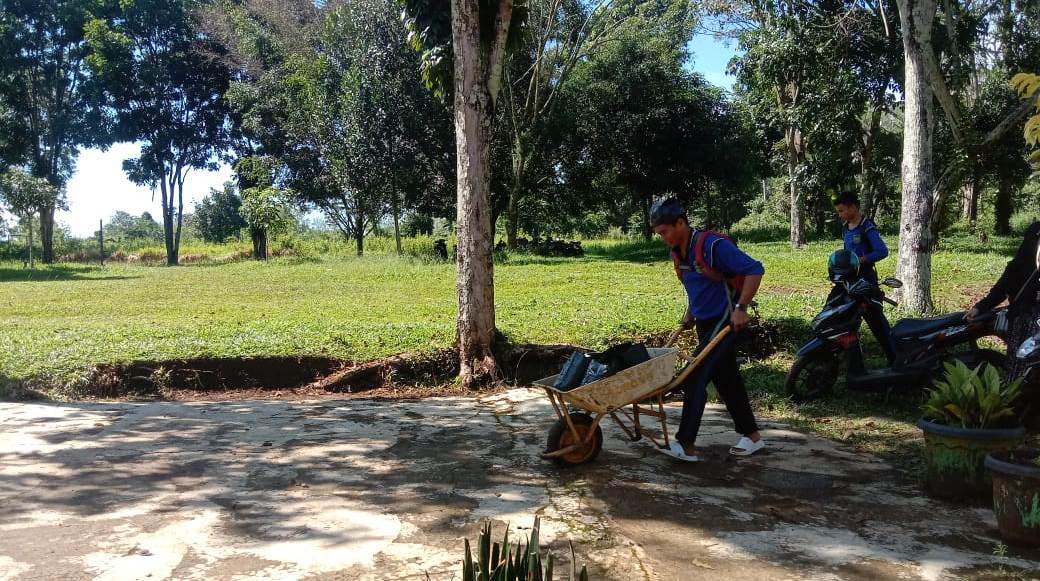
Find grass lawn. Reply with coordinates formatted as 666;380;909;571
0;235;1021;474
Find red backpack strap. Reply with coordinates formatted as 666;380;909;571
693;230;724;283
695;230;746;293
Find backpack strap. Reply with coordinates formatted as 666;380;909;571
693;230;725;283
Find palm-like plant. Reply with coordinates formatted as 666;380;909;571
461;518;590;581
922;361;1021;429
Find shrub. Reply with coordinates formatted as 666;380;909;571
461;518;590;581
922;361;1021;429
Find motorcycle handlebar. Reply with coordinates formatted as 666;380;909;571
883;297;898;307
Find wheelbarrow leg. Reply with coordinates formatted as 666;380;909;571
609;411;640;441
657;394;670;449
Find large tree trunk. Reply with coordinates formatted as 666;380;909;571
786;127;805;248
640;195;652;240
355;206;365;257
250;225;268;260
26;215;34;269
960;177;979;225
39;204;55;263
160;177;178;266
174;173;184;263
393;207;403;256
452;0;501;389
995;174;1013;236
506;184;520;249
894;0;937;313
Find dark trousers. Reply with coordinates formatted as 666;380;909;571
826;281;896;363
676;318;759;444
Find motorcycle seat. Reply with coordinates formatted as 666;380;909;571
890;312;967;340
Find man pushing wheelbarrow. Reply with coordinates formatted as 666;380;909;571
651;197;765;462
536;198;766;465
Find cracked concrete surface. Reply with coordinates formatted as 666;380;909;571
1;388;1038;580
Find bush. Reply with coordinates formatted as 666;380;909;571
1011;210;1040;235
922;361;1021;429
729;206;790;243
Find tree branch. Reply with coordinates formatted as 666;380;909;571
487;0;515;106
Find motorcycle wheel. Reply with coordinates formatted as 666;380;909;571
786;350;841;403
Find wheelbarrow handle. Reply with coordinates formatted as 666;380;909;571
668;325;732;387
664;325;685;348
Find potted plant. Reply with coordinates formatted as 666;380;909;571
986;449;1040;546
917;360;1025;499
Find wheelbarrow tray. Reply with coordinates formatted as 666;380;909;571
535;327;732;465
533;347;679;414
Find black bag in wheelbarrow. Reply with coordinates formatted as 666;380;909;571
552;343;653;391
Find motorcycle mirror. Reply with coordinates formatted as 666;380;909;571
883;277;903;288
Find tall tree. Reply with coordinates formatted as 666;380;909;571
193;181;247;243
891;0;1039;311
499;0;639;248
85;0;233;266
402;0;526;388
557;16;751;238
0;0;109;263
892;0;937;312
214;0;453;257
714;0;900;247
0;168;62;268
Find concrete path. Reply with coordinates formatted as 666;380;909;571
1;389;1037;580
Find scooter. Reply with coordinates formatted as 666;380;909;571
1012;315;1040;424
786;276;1007;402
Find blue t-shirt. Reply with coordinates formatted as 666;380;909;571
676;231;765;321
842;218;888;281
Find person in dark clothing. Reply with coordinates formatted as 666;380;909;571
966;221;1040;420
650;197;765;462
833;192;896;363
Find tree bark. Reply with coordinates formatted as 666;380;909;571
452;0;501;389
640;195;652;240
995;174;1013;236
40;204;55;263
160;177;177;266
894;0;937;313
27;215;34;269
174;171;184;264
355;207;365;257
250;225;268;260
393;208;402;256
787;126;805;247
506;181;520;249
960;176;979;225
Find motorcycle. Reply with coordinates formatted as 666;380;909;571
786;276;1007;402
1012;315;1040;423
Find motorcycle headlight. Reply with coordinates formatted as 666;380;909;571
1018;334;1040;359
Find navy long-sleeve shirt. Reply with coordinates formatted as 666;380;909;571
843;218;888;280
675;231;765;321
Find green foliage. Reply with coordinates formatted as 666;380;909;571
0;169;62;217
461;519;590;581
922;361;1021;429
1013;72;1040;166
193;183;247;243
240;186;292;237
102;210;162;242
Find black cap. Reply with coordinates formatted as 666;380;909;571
650;198;686;227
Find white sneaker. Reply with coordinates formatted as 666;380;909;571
729;436;764;457
656;441;702;463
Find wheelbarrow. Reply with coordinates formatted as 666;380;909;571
533;326;732;466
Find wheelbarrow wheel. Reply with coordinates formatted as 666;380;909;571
546;412;603;466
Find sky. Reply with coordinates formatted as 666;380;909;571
54;33;740;237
